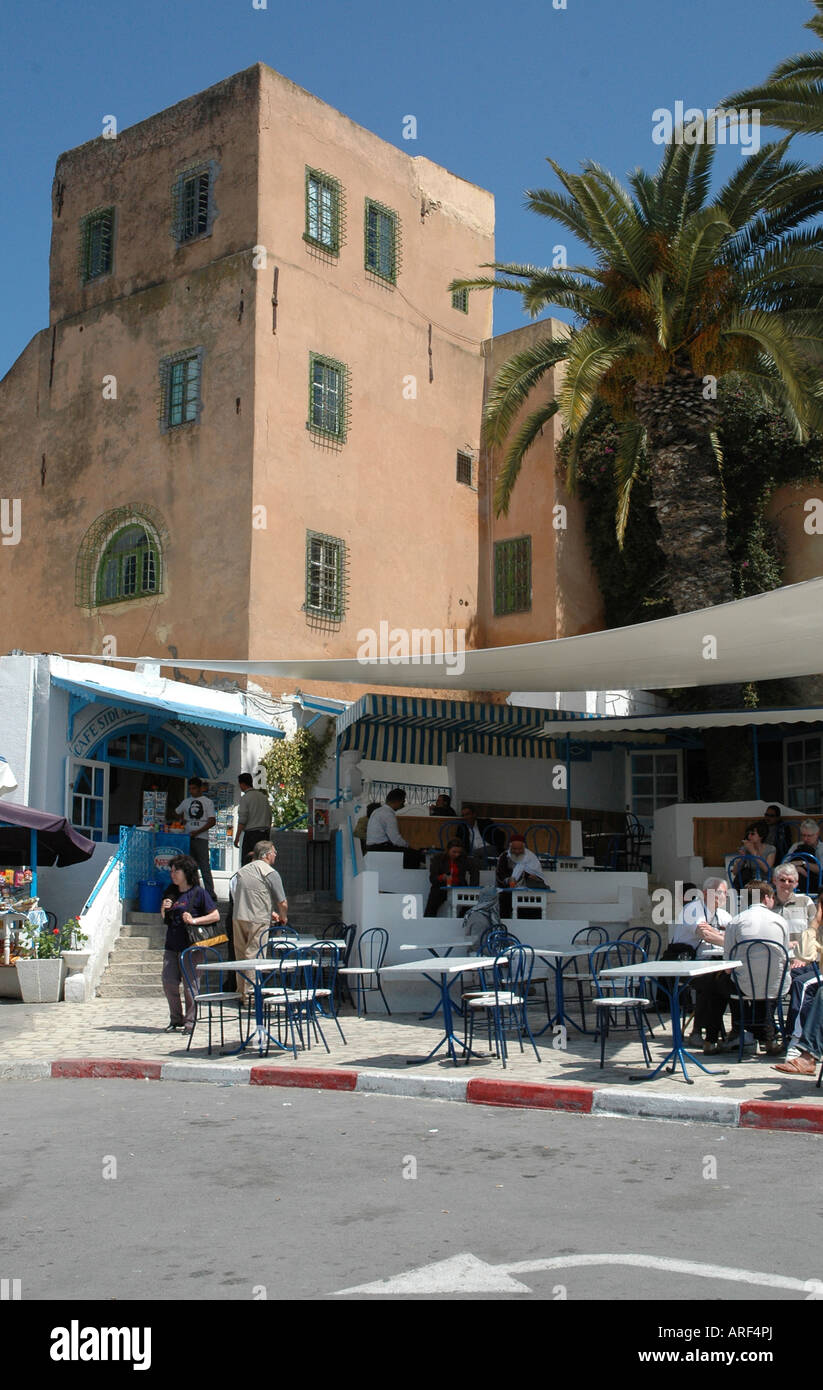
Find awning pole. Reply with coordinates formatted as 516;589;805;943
752;726;761;800
335;733;341;807
30;827;37;900
565;735;571;822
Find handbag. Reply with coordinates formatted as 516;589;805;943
168;889;227;950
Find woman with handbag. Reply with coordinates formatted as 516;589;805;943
160;854;221;1034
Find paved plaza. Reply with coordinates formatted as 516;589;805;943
1;991;821;1105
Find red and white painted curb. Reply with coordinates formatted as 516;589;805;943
2;1056;823;1132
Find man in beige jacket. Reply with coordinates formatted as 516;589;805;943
232;841;288;999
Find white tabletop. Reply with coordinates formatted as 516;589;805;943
599;959;742;979
382;956;498;977
399;941;468;952
198;949;344;973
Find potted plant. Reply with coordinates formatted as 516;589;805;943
61;916;91;974
15;916;87;1003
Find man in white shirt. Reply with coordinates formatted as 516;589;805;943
673;877;732;959
176;777;216;897
723;880;790;1054
365;790;422;868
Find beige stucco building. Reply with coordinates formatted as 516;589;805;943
0;63;599;704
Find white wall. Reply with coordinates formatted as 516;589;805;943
448;747;626;813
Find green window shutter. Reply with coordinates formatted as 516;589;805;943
160;349;204;431
172;163;217;244
494;537;532;615
95;526;161;606
451;287;469;313
307;353;349;441
305;169;341;252
80;208;114;282
364;199;399;282
305;530;347;625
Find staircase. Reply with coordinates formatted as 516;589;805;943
95;895;344;999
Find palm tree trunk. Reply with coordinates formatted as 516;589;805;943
635;367;753;798
634;367;734;615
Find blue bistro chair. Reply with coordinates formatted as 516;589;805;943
727;854;773;892
590;941;655;1070
728;939;791;1060
783;852;823;897
464;945;541;1069
337;927;390;1016
309;940;347;1044
179;946;244;1055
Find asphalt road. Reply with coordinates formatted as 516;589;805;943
2;1080;821;1306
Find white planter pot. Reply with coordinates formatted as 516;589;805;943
0;964;22;999
61;950;91;974
16;957;65;1003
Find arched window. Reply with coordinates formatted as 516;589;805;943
97;525;158;604
76;506;167;610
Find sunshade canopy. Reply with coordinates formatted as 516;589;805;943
337;695;556;763
0;804;96;866
64;578;823;693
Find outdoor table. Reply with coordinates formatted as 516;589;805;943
400;940;473;1019
381;955;499;1066
197;945;345;1057
598;958;742;1085
531;947;599;1038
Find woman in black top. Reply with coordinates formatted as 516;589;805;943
160;854;220;1033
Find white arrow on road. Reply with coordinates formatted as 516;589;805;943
334;1252;823;1297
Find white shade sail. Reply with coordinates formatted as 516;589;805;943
63;577;823;693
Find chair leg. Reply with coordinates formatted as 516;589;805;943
599;1012;607;1069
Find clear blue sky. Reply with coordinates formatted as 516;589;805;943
0;0;816;378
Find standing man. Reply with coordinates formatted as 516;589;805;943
231;841;289;1000
234;773;272;865
176;777;216;899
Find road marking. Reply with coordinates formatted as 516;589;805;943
334;1251;819;1297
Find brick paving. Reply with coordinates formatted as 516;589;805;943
1;992;820;1104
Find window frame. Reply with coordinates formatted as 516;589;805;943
159;348;204;432
784;734;823;813
95;523;161;608
364;198;398;283
451;287;469;313
305;530;346;623
80;207;115;283
304;168;342;253
493;536;532;616
307;352;348;442
172;162;218;245
456;451;474;487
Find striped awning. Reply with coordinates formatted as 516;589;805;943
336;695;555;764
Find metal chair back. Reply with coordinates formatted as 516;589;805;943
590;940;649;1001
354;927;389;973
617;925;662;959
493;943;534;998
572;925;609;949
727;854;773;892
731;938;790;1003
438;819;469;850
524;824;559;861
480;927;520;955
180;944;224;996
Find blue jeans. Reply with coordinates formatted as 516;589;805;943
798;988;823;1059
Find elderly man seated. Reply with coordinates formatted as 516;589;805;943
696;880;790;1055
496;833;547;919
782;818;823;891
424;837;479;917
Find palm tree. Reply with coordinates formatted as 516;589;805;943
452;136;823;616
726;0;823;137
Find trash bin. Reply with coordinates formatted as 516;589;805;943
138;880;164;914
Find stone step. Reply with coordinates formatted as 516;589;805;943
97;982;165;998
113;938;165;954
103;960;163;978
121;922;169;938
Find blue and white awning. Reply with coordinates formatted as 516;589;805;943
51;676;283;740
336;695;555;764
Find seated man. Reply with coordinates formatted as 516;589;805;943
782;818;823;892
763;804;793;863
771;861;816;952
365;789;423;868
425;838;479;917
460;804;489;857
428;793;456;817
496;833;547;919
698;880;789;1055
